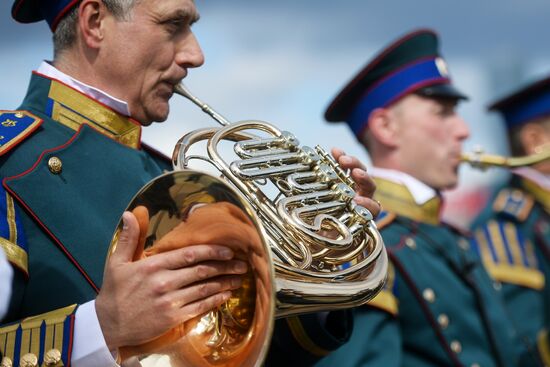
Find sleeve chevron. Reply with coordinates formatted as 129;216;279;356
471;220;545;290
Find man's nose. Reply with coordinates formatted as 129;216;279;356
175;32;205;69
454;115;470;141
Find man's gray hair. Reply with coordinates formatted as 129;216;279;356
53;0;139;58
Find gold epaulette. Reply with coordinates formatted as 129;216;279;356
0;110;42;156
0;304;77;367
367;261;398;316
473;220;545;290
492;188;535;222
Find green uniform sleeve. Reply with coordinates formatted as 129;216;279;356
314;306;402;367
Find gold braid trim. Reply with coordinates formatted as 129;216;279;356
484;263;545;290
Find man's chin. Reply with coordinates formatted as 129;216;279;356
441;176;459;191
141;104;170;125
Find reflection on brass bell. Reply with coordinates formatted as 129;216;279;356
48;157;62;174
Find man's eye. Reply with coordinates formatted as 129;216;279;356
439;108;455;117
164;20;186;33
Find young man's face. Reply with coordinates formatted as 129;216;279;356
521;118;550;174
389;94;470;190
100;0;204;125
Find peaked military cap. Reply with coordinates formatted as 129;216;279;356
489;75;550;128
12;0;80;31
325;28;467;138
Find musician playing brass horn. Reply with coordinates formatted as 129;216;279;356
469;75;550;366
315;28;543;367
0;1;381;366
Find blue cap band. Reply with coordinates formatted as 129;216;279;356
41;0;77;30
348;57;449;137
502;90;550;127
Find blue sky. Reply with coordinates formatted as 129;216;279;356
2;0;549;225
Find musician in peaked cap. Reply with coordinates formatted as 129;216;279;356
315;28;542;367
470;75;550;366
0;1;380;366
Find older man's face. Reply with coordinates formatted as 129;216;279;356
99;0;205;125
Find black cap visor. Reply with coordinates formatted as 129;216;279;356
416;84;468;101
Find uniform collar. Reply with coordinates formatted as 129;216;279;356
37;61;131;116
370;167;438;205
371;167;442;224
514;170;550;214
512;167;550;190
28;65;142;149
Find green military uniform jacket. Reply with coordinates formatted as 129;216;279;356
470;173;550;366
316;175;540;367
0;72;350;366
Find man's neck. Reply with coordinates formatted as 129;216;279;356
38;61;131;117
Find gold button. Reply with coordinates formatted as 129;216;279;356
423;288;436;303
438;313;449;329
1;356;13;367
19;353;37;367
458;239;469;251
471;363;480;367
405;237;416;249
493;281;502;291
511;190;523;200
44;349;62;366
48;157;62;174
450;340;462;353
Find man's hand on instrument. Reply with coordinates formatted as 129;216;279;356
331;148;381;218
96;211;247;350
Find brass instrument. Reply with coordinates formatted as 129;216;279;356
461;146;550;170
109;84;388;367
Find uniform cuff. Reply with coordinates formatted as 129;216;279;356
72;300;120;367
0;249;13;320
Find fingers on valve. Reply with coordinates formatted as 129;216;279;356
354;196;382;218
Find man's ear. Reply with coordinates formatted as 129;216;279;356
519;121;549;155
367;107;400;148
78;0;107;49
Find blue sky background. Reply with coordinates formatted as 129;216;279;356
2;0;549;226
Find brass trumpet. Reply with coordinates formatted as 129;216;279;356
461;146;550;170
109;84;388;367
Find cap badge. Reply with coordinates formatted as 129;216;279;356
435;57;449;77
